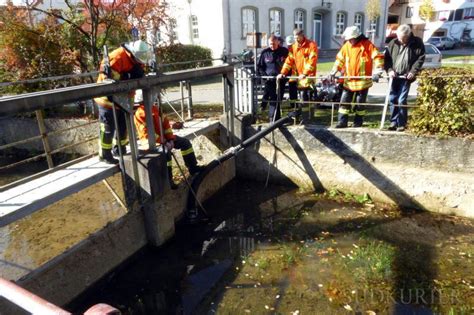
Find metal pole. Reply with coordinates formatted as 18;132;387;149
35;110;54;168
186;81;193;119
143;88;157;152
380;77;393;130
124;96;142;201
180;81;185;119
227;71;235;146
223;74;230;142
0;277;71;315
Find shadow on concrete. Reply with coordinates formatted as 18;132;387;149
279;127;325;193
305;127;426;212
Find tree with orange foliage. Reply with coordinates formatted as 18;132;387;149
0;4;76;92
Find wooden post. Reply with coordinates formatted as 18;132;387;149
35;110;53;168
186;81;193;120
180;81;185;119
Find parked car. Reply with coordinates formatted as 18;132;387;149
427;36;456;50
423;43;442;69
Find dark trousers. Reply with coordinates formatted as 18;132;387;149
262;79;286;122
338;89;368;126
98;106;128;158
166;135;198;173
389;78;412;127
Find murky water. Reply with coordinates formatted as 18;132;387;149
0;160;127;279
70;180;474;314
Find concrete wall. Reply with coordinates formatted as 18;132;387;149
229;116;473;218
0;117;98;156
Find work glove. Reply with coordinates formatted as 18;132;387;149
372;72;381;83
165;140;174;150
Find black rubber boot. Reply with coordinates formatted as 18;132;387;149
99;149;119;164
112;145;127;157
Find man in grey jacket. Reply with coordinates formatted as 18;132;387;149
384;24;425;131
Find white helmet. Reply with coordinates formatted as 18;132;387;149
286;35;295;45
134;89;143;104
125;40;153;64
342;26;361;41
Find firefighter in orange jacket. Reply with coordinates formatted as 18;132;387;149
277;28;318;112
329;26;384;128
133;90;203;188
94;40;152;164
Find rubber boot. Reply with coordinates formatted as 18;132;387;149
353;115;364;127
335;113;348;128
112;145;127;157
99;149;119;164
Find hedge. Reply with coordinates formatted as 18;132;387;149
410;67;473;137
155;44;213;72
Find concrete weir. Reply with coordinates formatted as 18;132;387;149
2;115;473;312
227;114;473;218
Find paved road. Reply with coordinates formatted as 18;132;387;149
163;80;417;105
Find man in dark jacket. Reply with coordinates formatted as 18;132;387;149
384;24;425;131
257;34;288;122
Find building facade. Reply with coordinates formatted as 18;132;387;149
167;0;390;58
388;0;474;41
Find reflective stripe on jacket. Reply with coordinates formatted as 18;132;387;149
332;37;384;91
94;46;144;108
134;105;176;145
281;38;318;88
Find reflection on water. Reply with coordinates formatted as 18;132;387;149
70;180;474;314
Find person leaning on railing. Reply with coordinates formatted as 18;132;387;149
133;90;204;189
256;34;288;122
94;40;152;164
384;24;425;132
277;28;318;117
328;26;384;128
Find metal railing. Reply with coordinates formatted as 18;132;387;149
0;276;120;315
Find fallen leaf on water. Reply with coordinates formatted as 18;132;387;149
276;294;280;299
343;304;353;311
291;311;300;315
265;305;269;310
366;311;376;315
244;310;251;313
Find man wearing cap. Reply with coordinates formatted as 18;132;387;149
384;24;425;132
94;40;153;164
257;34;288;122
133;90;204;189
277;28;318;117
329;26;384;128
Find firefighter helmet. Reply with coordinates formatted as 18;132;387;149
125;40;153;64
342;26;361;41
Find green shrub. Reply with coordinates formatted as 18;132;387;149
410;67;473;137
155;44;213;71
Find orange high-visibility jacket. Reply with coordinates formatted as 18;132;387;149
134;105;176;145
332;37;384;91
281;38;318;88
94;46;143;108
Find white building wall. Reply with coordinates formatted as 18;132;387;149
168;0;389;56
